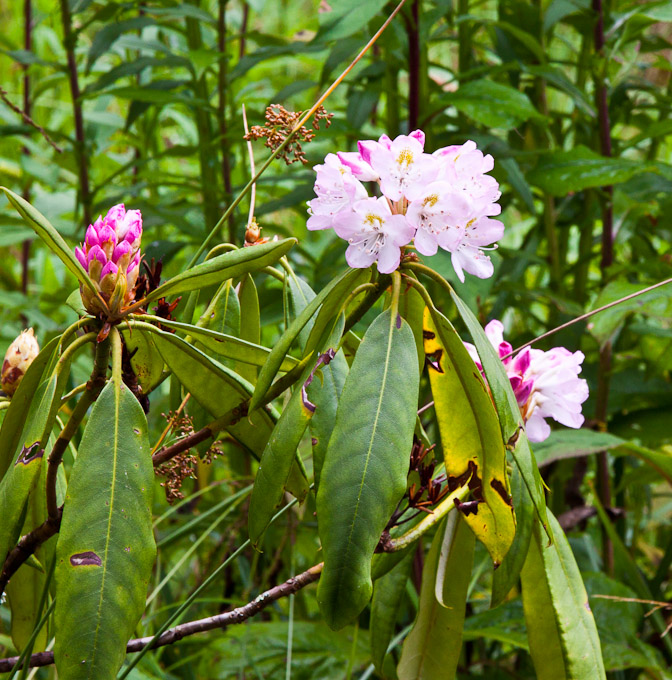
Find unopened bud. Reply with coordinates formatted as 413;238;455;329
245;219;261;245
1;329;39;396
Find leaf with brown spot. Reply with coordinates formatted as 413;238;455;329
423;307;515;567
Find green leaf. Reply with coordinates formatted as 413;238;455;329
54;376;156;680
0;336;59;479
154;318;298;372
235;273;261;383
0;372;64;567
248;363;314;547
523;65;596;117
527;146;658;196
397;515;474;680
316;309;419;630
533;429;625;468
0;188;96;292
5;450;51;654
398;280;426;372
148;327;276;458
145;239;296;304
308;348;349;490
588;279;668;344
251;269;360;412
122;330;163;396
370;552;413;673
449;289;549;538
86;17;156;72
521;512;606;680
491;464;533;608
196;279;240;338
423;307;515;566
445;79;544;129
314;0;388;42
303;270;369;360
285;268;317;350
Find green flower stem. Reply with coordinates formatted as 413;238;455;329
343;273;391;334
46;334;110;521
54;331;96;376
386;481;471;552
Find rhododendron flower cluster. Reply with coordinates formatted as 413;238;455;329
465;321;589;443
307;130;503;280
75;204;142;315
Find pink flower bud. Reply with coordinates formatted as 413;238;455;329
85;225;99;247
76;204;144;317
123;221;142;248
1;329;39;397
105;204;126;230
112;240;131;263
75;246;87;270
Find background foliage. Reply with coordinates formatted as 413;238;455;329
1;0;671;678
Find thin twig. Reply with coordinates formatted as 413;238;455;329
0;87;62;153
242;104;257;229
188;0;409;267
0;564;323;673
0;508;62;598
501;276;672;360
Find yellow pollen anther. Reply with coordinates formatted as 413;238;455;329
364;214;384;228
423;194;439;207
396;148;414;168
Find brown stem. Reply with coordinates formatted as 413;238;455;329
151;405;242;466
21;0;32;299
0;507;62;598
59;0;92;226
405;0;420;131
46;337;110;520
218;0;234;243
239;1;249;59
0;563;323;672
592;0;614;575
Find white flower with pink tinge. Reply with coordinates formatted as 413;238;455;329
465;320;589;442
306;130;504;279
334;197;414;274
307;154;367;231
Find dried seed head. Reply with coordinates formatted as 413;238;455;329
1;328;39;397
244;104;333;165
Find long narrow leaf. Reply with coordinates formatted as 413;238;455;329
317;308;419;629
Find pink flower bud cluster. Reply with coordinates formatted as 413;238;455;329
465;321;589;442
307;130;503;280
75;204;142;315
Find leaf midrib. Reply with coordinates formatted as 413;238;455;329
89;384;119;674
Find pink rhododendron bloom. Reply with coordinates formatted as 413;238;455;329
76;204;143;315
405;182;469;256
368;132;439;202
307;130;504;279
307;154;367;231
450;215;504;282
465;320;589;442
334;197;413;274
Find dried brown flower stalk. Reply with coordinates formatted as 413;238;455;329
154;411;222;503
244;104;333;165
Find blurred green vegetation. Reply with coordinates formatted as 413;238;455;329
1;0;672;678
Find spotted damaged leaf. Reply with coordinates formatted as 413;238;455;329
423;307;515;567
54;368;155;680
0;373;62;568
